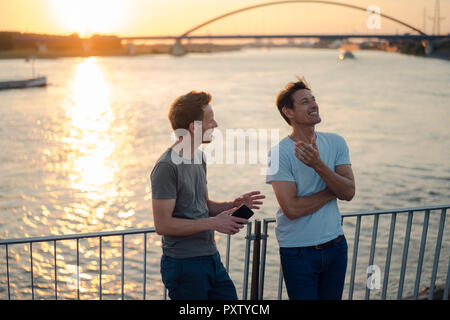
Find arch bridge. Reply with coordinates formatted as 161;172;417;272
120;1;448;55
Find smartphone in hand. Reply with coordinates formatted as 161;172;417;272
232;204;254;222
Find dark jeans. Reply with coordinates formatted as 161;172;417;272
280;235;348;300
160;252;238;300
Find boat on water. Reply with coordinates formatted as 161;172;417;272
339;50;355;60
0;76;47;90
0;56;47;90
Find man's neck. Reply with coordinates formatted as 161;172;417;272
289;125;316;144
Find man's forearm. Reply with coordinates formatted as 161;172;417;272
207;200;234;216
155;216;215;236
284;189;336;220
314;162;355;201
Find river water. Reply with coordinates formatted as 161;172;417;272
0;48;449;299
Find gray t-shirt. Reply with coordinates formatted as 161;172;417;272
150;148;217;258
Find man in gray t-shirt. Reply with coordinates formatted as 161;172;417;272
151;148;215;258
150;91;265;300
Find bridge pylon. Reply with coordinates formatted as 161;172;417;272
171;38;186;56
422;39;434;55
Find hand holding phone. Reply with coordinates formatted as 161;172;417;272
231;204;254;222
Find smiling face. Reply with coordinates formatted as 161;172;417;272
200;104;218;143
283;89;321;126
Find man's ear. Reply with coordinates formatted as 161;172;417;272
282;107;293;122
188;122;195;134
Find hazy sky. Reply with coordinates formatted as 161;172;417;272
0;0;448;36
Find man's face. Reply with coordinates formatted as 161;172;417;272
201;104;218;143
286;89;321;126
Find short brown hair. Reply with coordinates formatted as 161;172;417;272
276;79;310;125
168;91;212;133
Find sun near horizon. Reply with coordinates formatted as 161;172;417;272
49;0;128;37
0;0;449;37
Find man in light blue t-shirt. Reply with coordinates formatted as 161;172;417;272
266;79;355;300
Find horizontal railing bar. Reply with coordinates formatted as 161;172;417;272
263;205;449;224
341;204;449;218
0;227;156;245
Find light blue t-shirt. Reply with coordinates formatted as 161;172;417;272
266;132;351;247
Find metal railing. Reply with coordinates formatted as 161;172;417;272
254;204;449;300
0;227;156;300
1;204;449;300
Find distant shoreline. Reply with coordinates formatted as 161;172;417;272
1;46;449;61
1;31;449;60
0;43;243;60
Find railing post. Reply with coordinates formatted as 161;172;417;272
242;222;252;300
365;214;379;300
348;215;361;300
5;244;10;300
444;259;450;300
258;220;269;300
53;240;57;300
428;208;446;300
397;211;413;300
277;265;283;300
413;210;430;299
225;234;231;272
143;233;147;300
76;239;80;300
30;242;34;300
99;236;102;300
250;220;261;300
382;213;397;300
121;234;125;300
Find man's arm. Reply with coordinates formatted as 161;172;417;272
314;164;355;201
270;181;336;220
152;198;247;236
206;190;265;217
295;141;355;201
206;189;234;217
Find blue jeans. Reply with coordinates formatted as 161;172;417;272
280;235;348;300
160;252;238;300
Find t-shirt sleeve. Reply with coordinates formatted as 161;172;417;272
266;145;295;184
150;162;177;199
335;135;351;166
